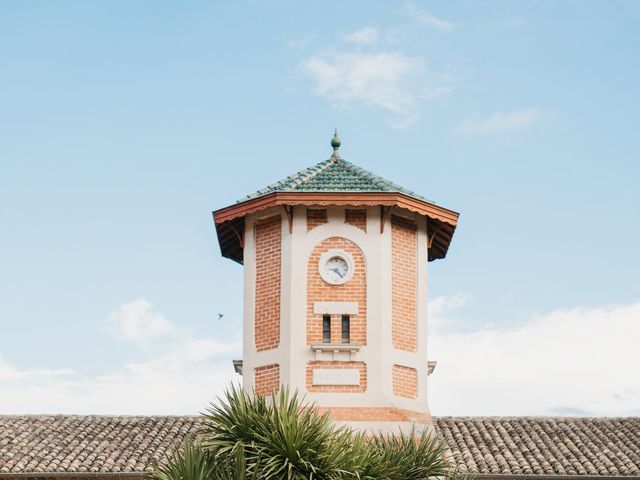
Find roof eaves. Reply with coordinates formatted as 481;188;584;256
0;473;148;479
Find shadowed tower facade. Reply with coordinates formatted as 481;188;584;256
213;133;459;433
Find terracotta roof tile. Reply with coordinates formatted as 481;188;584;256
0;415;203;474
0;415;639;476
435;417;640;477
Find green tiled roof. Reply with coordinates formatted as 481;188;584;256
240;158;435;204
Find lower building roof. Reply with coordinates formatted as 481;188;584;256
436;417;640;477
0;415;638;477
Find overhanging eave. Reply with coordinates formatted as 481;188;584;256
213;192;459;264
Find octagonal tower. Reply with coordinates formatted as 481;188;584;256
213;132;459;433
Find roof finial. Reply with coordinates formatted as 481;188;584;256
330;128;341;161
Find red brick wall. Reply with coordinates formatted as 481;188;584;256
254;215;281;352
254;363;280;396
317;406;432;424
306;237;366;345
306;361;367;393
391;215;417;351
307;209;328;231
345;209;367;232
392;364;418;399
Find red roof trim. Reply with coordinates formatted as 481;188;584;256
213;192;459;227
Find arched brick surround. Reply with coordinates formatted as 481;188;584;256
306;236;367;345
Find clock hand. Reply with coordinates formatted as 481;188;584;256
330;267;344;278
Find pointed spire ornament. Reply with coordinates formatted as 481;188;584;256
330;129;341;161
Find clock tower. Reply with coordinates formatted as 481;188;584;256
213;132;459;433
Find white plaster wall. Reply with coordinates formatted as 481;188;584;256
241;213;256;392
242;207;287;393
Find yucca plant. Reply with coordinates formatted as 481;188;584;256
150;439;218;480
331;430;387;480
153;385;459;480
369;427;454;480
150;438;258;480
201;385;350;480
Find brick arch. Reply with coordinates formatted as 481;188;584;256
306;237;366;345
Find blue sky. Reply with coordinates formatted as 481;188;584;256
1;1;639;415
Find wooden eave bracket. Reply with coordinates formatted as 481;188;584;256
224;221;244;248
380;206;392;233
283;205;294;234
427;222;445;249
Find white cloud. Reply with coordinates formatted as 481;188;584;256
105;297;174;344
0;357;73;381
430;293;471;317
429;298;640;416
456;108;546;136
404;3;456;31
429;292;472;332
8;296;638;417
343;27;379;45
0;299;241;414
301;52;446;127
0;341;240;414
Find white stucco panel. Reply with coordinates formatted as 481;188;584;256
312;368;360;386
313;302;359;315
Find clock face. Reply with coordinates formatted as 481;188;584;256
324;256;349;284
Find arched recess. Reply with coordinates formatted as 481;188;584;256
306;237;367;345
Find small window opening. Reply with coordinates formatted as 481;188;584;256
341;315;350;344
322;315;331;343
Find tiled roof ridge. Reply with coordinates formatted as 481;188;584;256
339;158;432;201
238;158;332;201
288;158;335;191
336;158;391;191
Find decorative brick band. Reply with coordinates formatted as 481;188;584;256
254;215;281;352
345;209;367;232
306;361;367;393
254;363;280;396
307;209;328;231
392;364;418;399
317;406;432;424
391;215;417;351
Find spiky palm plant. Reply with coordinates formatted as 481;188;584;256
150;439;258;480
369;427;454;480
331;430;387;480
201;386;350;480
153;386;459;480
